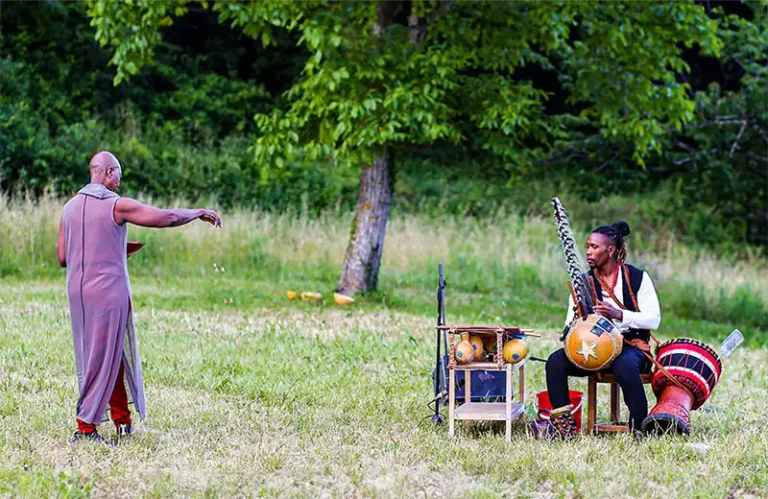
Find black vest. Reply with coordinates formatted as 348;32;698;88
588;264;650;342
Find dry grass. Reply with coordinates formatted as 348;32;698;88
2;193;767;299
0;278;767;498
3;193;766;339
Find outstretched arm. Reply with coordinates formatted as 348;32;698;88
114;198;222;228
56;220;66;267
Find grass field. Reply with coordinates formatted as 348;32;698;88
1;198;767;498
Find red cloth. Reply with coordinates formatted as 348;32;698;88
77;419;96;434
76;361;131;432
109;361;131;426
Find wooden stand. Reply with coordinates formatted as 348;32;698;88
448;360;526;442
443;326;535;442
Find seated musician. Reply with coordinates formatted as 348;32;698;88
545;221;661;437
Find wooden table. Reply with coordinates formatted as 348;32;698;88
448;360;526;442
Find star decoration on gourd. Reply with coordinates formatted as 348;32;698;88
577;339;599;363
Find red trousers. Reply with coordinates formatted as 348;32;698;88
77;361;131;433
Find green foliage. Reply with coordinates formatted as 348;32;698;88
0;2;112;129
663;283;768;331
0;58;355;211
662;4;768;247
0;1;287;197
527;0;768;248
3;196;766;332
60;124;359;211
0;57;102;193
0;58;43;189
88;0;720;169
558;2;721;162
1;1;765;250
103;128;359;211
147;73;271;141
392;157;767;259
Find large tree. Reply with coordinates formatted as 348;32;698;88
88;0;721;296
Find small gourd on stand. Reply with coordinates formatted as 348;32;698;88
484;336;499;360
469;335;485;360
455;332;475;364
502;338;528;364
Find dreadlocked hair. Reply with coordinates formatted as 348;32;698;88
591;221;631;264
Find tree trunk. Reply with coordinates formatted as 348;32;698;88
336;152;392;297
336;0;450;298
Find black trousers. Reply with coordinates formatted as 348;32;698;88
545;345;652;431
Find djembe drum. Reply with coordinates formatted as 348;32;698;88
641;338;722;435
564;314;623;371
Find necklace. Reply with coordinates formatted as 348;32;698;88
596;264;620;293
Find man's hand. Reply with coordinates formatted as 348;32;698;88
594;301;623;321
199;209;222;228
116;199;222;229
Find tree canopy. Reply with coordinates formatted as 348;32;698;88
1;1;765;250
89;0;722;169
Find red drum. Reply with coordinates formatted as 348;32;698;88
641;338;722;435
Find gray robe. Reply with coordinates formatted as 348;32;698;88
61;184;146;424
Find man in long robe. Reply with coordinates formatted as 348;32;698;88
57;151;222;444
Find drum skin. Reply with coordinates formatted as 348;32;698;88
563;314;623;371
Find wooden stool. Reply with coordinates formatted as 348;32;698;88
586;373;652;434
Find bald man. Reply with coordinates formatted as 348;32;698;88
57;151;221;445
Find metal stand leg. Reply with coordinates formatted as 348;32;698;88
505;364;512;442
449;368;455;438
518;364;526;422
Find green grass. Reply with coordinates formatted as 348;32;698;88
1;275;767;498
1;198;767;497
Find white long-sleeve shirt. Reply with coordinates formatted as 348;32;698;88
564;269;661;332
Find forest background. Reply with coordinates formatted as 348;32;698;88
1;1;765;253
